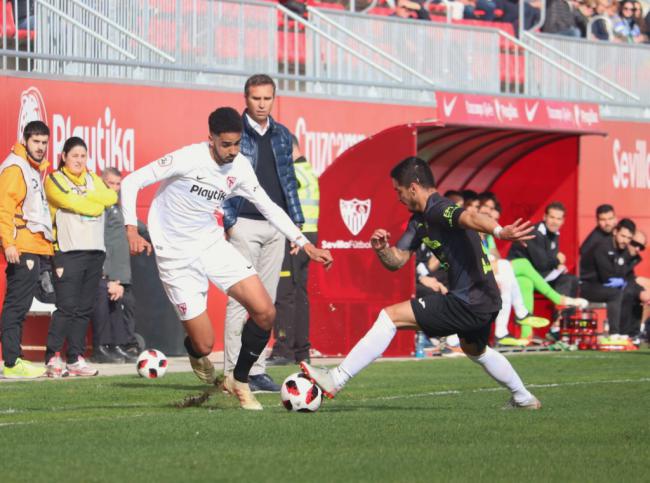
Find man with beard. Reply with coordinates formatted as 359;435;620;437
0;120;53;378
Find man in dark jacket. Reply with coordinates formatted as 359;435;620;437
222;74;304;393
580;204;617;260
579;218;636;338
542;0;581;36
91;168;139;363
508;201;578;297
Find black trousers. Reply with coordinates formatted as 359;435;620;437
620;282;643;337
579;282;624;334
550;273;578;297
0;253;41;366
271;232;317;362
45;250;105;364
92;280;137;347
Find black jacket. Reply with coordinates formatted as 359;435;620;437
508;221;560;277
580;226;610;257
579;235;630;284
103;203;131;284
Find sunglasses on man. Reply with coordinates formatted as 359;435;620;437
630;240;645;251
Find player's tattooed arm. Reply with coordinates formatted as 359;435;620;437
375;246;411;271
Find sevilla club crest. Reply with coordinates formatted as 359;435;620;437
339;198;371;236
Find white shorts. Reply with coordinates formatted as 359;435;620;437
156;238;256;321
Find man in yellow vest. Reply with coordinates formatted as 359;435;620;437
268;135;319;365
0;121;54;378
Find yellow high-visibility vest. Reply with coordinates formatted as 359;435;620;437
294;159;319;233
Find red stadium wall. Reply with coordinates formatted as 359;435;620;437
579;121;650;278
0;74;433;356
1;74;648;358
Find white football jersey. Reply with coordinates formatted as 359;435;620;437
121;142;306;260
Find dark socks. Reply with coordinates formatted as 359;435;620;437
233;320;271;383
184;336;205;359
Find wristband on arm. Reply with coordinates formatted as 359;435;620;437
493;225;503;240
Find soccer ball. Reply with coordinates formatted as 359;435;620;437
136;349;168;379
280;372;323;412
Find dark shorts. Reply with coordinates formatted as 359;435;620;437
410;292;497;350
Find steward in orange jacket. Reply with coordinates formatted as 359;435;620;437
0;121;53;378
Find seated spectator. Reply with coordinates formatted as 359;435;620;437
461;189;479;212
91;168;139;364
612;0;646;42
15;0;35;30
508;202;579;297
477;197;549;347
507;202;586;339
496;0;542;34
443;189;464;207
591;0;614;40
622;230;650;343
633;1;647;36
574;0;596;36
392;0;431;20
43;137;118;377
579;218;637;339
280;0;308;18
542;0;582;36
580;204;617;259
463;0;497;21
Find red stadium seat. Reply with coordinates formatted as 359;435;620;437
1;2;34;41
367;6;394;16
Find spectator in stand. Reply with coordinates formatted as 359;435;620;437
0;121;53;379
443;189;464;207
43;137;118;377
15;0;35;30
591;0;614;40
222;74;304;393
462;189;479;213
268;136;319;366
612;0;646;42
280;0;308;18
633;1;646;35
463;0;497;21
579;218;636;340
496;0;542;34
580;204;617;260
90;167;139;364
543;0;582;36
574;0;596;36
392;0;431;20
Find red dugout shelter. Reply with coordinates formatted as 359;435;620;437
309;93;606;356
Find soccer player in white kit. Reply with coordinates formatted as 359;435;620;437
121;108;333;410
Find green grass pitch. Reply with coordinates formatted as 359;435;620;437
1;351;649;482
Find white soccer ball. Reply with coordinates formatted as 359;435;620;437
136;349;168;379
280;372;323;412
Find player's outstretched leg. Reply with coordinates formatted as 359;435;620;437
302;304;412;398
183;312;218;385
225;275;277;410
462;340;541;410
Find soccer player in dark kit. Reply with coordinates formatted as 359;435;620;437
301;157;542;409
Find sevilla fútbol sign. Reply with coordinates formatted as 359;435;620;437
339;198;371;236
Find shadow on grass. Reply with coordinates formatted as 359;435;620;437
112;382;203;391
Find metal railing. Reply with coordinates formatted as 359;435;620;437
2;0;650;118
311;8;502;95
521;32;649;112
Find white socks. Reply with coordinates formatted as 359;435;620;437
333;309;397;389
494;260;528;338
468;347;533;403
